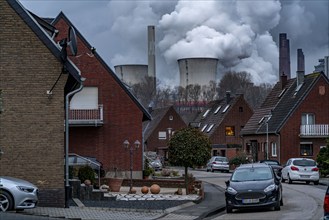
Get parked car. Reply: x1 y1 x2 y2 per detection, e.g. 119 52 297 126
259 159 283 177
225 163 283 213
150 158 163 171
281 158 319 185
0 176 38 212
206 156 230 173
324 186 329 220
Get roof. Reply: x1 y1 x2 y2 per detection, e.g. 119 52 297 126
241 72 329 135
191 94 244 137
50 12 151 121
6 0 81 84
143 106 174 140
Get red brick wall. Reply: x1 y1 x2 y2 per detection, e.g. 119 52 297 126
0 2 66 207
146 107 187 156
53 18 144 176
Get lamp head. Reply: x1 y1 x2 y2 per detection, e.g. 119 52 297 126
134 140 140 149
123 140 130 149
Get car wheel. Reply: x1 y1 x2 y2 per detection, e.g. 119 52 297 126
281 176 286 183
211 168 214 172
226 205 233 213
206 168 209 172
0 191 13 212
280 197 283 206
306 181 310 185
314 180 319 185
274 200 281 211
288 174 293 184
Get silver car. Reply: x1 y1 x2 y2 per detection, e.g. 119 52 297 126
206 156 230 173
281 158 319 185
0 176 38 212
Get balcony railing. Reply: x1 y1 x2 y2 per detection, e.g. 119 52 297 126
300 124 329 137
69 104 103 126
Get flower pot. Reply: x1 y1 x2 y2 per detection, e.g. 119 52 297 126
108 178 123 192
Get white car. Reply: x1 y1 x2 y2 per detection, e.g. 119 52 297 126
281 158 319 185
0 176 38 212
206 156 230 173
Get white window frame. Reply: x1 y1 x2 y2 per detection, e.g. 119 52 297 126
222 105 230 113
206 124 214 133
271 142 277 157
203 109 211 118
158 131 167 140
201 124 208 132
214 106 222 114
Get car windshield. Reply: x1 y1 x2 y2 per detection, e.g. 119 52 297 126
264 161 279 165
293 159 316 166
215 157 228 163
231 167 273 181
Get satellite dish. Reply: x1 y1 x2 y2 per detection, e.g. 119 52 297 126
68 26 77 56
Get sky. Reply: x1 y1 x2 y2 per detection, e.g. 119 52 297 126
20 0 329 88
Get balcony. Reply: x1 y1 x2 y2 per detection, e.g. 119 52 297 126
300 124 329 138
69 104 103 126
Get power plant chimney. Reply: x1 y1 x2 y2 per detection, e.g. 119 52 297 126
148 26 156 90
279 33 291 79
296 48 305 87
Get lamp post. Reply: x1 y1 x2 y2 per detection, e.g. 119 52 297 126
123 139 140 194
264 114 271 160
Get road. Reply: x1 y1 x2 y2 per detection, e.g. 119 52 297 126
189 168 326 220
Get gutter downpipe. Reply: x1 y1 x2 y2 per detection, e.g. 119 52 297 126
65 79 84 208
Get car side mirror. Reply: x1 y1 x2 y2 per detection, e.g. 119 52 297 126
225 180 230 187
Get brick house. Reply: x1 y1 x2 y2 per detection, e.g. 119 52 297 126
241 72 329 164
50 12 151 178
1 0 82 207
143 105 187 162
190 92 254 160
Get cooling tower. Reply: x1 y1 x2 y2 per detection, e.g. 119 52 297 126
178 57 218 88
114 64 148 86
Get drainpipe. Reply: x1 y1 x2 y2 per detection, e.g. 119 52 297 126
65 78 85 208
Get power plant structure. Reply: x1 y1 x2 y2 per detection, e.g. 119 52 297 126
114 25 156 89
177 57 218 88
114 64 148 86
279 33 291 79
314 56 329 78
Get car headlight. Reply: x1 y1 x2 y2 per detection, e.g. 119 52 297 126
17 186 35 193
264 184 276 193
227 186 237 195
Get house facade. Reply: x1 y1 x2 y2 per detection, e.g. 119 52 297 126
190 92 254 159
241 72 329 164
143 106 187 163
1 0 81 207
51 13 151 179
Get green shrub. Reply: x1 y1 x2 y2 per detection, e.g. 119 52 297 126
317 139 329 177
78 165 96 184
229 153 249 166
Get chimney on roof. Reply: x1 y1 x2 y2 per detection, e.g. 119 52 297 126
226 91 231 104
296 49 305 87
280 72 287 90
279 33 291 79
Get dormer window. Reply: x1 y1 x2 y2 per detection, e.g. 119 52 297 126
214 106 222 114
222 105 230 113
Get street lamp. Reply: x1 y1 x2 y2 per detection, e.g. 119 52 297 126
264 114 271 160
123 139 140 194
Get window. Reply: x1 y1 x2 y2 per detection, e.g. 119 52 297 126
202 109 210 118
206 124 214 133
301 113 315 125
158 131 167 140
214 106 222 114
70 87 98 109
169 115 173 120
300 143 313 156
271 142 277 157
201 124 208 132
278 88 286 98
222 105 230 113
239 107 243 112
225 126 235 136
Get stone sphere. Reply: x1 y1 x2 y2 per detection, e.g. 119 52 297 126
84 179 91 186
150 184 161 194
130 188 137 194
141 186 149 194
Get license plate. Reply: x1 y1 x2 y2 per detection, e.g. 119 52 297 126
300 175 310 178
242 198 259 204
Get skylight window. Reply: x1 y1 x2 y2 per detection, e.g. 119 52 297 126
278 88 286 98
294 83 303 96
201 124 208 132
206 124 214 133
214 105 222 114
222 105 230 113
202 109 211 118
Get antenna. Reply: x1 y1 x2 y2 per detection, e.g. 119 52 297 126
59 26 78 63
